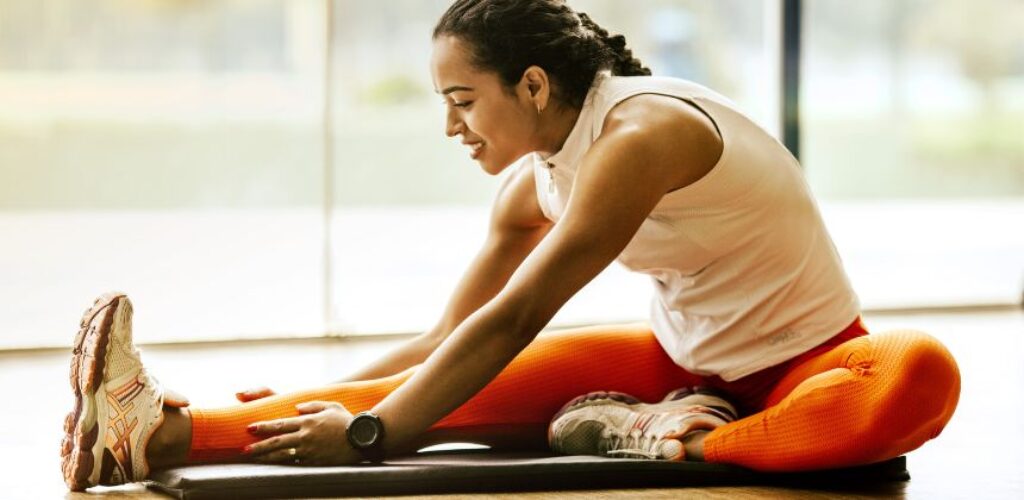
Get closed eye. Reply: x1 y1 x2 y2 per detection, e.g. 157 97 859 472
441 100 472 109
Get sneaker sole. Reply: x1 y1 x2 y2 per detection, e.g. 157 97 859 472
61 292 124 491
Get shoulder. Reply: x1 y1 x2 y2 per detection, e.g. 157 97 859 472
598 93 723 191
490 159 551 235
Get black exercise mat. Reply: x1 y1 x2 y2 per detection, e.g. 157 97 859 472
146 450 909 499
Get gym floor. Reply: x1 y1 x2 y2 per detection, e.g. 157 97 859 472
2 309 1020 499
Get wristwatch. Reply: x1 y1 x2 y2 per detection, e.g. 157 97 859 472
346 411 386 462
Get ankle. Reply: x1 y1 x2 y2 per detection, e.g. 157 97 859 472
146 407 192 471
682 430 708 462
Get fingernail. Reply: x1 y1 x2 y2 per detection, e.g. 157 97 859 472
247 425 257 433
242 445 251 454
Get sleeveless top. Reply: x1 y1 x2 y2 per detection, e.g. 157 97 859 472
516 73 860 381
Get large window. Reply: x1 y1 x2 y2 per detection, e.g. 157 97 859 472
4 1 1016 350
0 0 326 349
803 0 1024 308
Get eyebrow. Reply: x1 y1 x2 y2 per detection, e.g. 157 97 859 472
437 85 474 95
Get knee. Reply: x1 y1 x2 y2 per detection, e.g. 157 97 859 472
883 330 960 398
865 330 961 441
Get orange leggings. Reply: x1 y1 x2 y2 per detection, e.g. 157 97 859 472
187 319 960 471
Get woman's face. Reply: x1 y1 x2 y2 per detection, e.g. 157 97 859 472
430 36 539 175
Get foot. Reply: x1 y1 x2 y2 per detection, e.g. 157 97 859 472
61 292 166 491
547 387 737 461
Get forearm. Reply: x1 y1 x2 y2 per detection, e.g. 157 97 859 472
336 331 440 383
373 304 536 455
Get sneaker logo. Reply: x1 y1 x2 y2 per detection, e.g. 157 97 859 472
105 377 143 480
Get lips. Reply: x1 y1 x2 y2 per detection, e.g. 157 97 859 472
466 142 485 159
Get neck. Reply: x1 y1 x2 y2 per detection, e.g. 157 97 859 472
535 103 581 159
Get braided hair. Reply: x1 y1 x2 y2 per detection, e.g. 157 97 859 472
433 0 651 109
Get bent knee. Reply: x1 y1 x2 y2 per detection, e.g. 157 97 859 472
865 330 961 441
879 330 960 388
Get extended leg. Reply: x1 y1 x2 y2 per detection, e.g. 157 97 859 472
185 323 702 463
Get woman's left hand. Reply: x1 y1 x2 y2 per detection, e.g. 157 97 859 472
244 401 363 466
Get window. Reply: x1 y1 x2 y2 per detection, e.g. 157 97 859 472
14 1 1008 349
0 0 326 348
803 0 1024 308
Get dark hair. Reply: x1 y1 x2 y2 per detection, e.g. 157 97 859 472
433 0 651 109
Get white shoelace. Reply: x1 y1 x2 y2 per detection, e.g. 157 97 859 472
139 369 164 424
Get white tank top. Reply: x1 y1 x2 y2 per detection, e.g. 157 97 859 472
519 73 860 381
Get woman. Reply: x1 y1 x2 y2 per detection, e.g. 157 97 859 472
61 0 960 491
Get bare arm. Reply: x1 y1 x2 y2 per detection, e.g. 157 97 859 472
336 163 552 383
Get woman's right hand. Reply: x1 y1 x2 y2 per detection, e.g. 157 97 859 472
236 386 276 403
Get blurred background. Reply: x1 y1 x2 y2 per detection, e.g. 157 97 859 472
1 0 1022 349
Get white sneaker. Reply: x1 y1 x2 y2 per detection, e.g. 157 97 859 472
548 388 737 460
61 292 165 491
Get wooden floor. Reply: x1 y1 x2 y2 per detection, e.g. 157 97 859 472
2 309 1021 499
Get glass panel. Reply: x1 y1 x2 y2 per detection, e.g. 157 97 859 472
0 0 326 348
576 0 779 132
328 0 776 334
328 0 492 334
804 0 1024 308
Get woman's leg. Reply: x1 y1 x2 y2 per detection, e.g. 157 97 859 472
702 330 961 471
180 322 703 464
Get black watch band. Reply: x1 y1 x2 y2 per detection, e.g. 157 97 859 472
346 411 386 463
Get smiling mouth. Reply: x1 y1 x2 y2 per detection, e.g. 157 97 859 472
467 142 485 159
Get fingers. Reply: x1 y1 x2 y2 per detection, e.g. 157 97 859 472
245 404 360 466
252 447 304 465
244 433 303 462
163 387 190 408
248 416 303 436
296 401 345 414
236 386 276 403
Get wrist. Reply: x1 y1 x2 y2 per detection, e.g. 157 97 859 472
346 411 386 463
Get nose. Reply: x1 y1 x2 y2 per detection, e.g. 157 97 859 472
445 106 463 138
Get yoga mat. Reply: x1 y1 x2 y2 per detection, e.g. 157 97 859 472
147 450 909 499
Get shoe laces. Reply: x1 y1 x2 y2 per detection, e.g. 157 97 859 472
138 369 164 422
602 427 671 460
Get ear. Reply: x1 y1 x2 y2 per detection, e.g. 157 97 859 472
519 65 551 112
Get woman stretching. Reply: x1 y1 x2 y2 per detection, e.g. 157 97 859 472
61 0 960 491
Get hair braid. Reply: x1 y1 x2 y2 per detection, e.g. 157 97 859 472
577 12 651 77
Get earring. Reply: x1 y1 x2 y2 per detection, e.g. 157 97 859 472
536 104 543 116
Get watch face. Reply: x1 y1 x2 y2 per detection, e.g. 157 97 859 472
350 415 381 448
